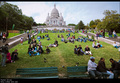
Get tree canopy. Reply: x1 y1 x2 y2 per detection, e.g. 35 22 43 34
0 2 34 31
75 20 85 30
97 10 120 32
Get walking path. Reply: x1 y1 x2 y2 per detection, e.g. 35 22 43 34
79 32 120 45
0 32 37 49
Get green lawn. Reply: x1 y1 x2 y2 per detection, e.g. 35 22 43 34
0 32 119 78
7 33 21 38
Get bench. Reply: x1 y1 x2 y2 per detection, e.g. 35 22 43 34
15 67 59 79
67 66 89 78
67 66 110 79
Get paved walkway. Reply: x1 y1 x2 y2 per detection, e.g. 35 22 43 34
79 32 120 45
0 32 37 49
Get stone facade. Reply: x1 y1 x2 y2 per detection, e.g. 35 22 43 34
45 4 66 27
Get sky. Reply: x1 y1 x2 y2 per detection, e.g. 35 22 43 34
7 1 120 25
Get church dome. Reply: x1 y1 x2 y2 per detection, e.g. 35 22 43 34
51 4 59 18
46 13 50 21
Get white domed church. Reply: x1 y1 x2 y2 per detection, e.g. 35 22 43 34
45 4 66 26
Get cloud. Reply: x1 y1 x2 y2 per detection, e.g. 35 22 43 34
7 1 120 25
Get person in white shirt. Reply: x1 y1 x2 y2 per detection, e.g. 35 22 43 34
113 30 117 38
113 42 120 48
92 41 98 48
87 57 102 79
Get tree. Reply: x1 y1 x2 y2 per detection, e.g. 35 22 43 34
0 2 35 31
68 24 76 26
75 20 85 30
97 10 120 33
89 20 96 29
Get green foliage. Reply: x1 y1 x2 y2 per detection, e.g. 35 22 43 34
68 24 76 26
75 20 85 30
91 35 94 40
0 2 34 31
97 10 120 33
0 32 119 78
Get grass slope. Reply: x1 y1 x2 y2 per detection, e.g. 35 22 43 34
0 32 119 78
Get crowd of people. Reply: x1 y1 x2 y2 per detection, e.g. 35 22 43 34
0 44 19 67
0 30 120 79
88 56 120 79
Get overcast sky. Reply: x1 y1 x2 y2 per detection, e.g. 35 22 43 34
7 1 120 25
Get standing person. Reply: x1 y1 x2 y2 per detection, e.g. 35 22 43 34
1 44 9 67
97 58 114 79
87 56 102 79
20 37 23 45
28 33 31 44
113 30 117 38
108 30 112 38
2 32 6 43
109 58 120 79
6 31 9 39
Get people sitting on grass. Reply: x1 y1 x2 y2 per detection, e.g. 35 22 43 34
61 37 65 42
85 45 93 56
11 49 19 63
113 42 120 48
92 41 98 48
96 41 103 48
37 45 44 54
6 51 11 63
74 45 79 55
46 46 50 54
47 37 50 40
54 40 58 47
109 58 120 79
77 45 84 55
58 34 60 38
28 44 34 56
87 56 102 79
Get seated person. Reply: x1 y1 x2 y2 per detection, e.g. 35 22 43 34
37 45 44 54
47 37 50 40
58 34 60 38
74 45 79 55
96 41 102 48
85 45 93 55
32 43 37 51
61 37 65 42
11 49 19 63
28 44 34 56
54 40 58 46
31 38 36 44
113 42 120 48
42 35 44 39
92 41 98 48
6 51 11 63
46 46 50 54
77 45 84 55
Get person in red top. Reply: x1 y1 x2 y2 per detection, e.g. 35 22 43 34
6 51 11 63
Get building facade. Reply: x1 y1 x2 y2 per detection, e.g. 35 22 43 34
45 4 66 27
